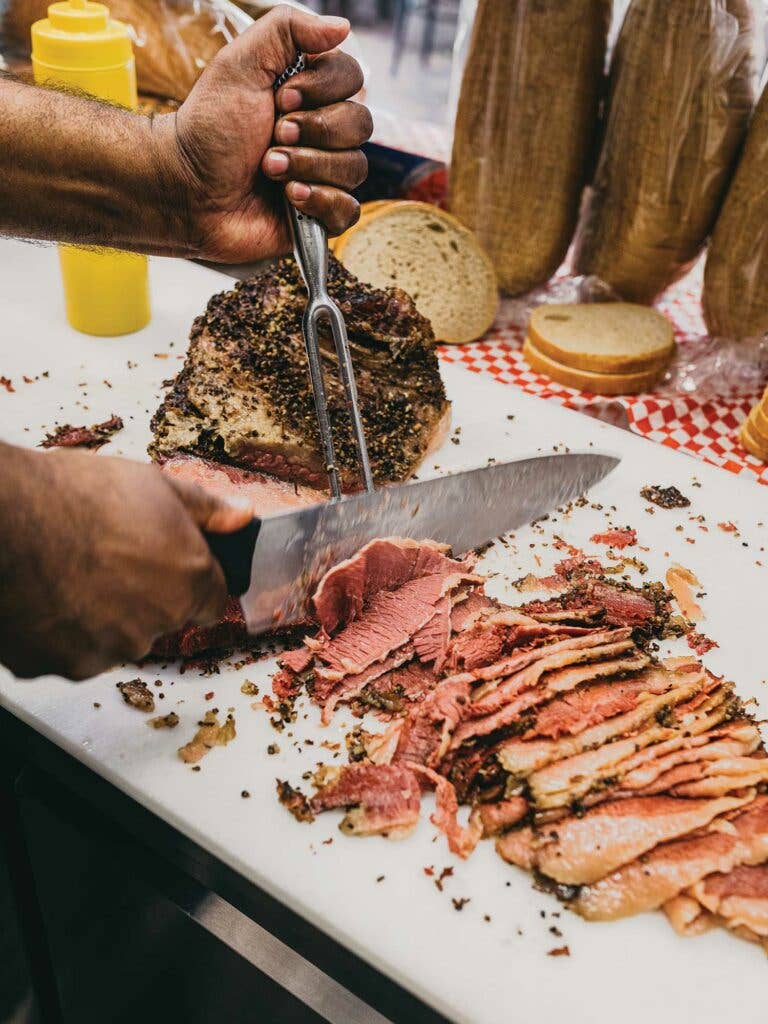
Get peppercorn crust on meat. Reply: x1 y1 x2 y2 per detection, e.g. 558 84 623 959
149 255 451 491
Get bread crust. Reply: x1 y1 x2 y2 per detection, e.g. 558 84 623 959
523 337 665 395
529 304 674 374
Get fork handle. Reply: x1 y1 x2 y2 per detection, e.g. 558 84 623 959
288 203 329 301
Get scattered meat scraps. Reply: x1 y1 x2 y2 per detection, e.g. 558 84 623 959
687 632 719 656
0 376 15 393
640 485 691 509
177 710 236 764
666 564 704 622
116 678 154 712
276 780 315 823
147 712 179 729
590 527 637 549
718 521 738 533
40 414 123 450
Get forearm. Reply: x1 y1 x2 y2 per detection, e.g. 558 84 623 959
0 74 191 256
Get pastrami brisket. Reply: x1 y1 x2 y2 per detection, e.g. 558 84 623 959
496 665 707 780
522 579 672 637
160 453 325 513
411 765 482 859
574 796 768 921
275 538 478 723
669 864 768 950
151 597 249 658
516 792 754 886
310 763 421 838
312 538 470 633
477 798 530 836
273 538 768 958
149 256 450 492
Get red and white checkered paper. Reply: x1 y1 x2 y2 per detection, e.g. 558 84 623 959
438 273 768 487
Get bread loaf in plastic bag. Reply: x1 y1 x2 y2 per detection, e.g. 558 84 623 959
1 0 253 102
448 0 611 297
573 0 762 305
703 81 768 340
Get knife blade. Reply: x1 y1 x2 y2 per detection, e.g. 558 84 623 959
205 451 619 635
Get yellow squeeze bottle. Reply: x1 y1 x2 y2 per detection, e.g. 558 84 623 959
31 0 150 335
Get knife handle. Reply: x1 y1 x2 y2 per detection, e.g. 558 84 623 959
204 518 262 597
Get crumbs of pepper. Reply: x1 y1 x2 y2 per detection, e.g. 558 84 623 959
435 866 454 892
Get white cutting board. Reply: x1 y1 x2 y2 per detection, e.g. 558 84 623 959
1 237 767 1024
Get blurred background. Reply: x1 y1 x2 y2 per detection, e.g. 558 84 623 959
301 0 638 125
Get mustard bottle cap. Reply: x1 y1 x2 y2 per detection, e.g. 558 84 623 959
31 0 133 70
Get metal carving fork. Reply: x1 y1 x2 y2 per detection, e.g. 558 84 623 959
275 55 374 500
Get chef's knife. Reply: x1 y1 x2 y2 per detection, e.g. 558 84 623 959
205 451 619 635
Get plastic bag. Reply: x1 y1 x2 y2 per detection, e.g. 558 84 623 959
573 0 764 305
703 77 768 341
1 0 252 102
661 333 768 400
448 0 611 297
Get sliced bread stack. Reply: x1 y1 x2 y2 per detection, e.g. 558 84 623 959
740 388 768 462
332 201 498 345
523 303 676 395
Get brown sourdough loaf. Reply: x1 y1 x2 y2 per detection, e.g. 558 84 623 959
703 86 768 339
573 0 760 304
449 0 610 296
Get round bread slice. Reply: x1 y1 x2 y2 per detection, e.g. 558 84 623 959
334 201 498 345
529 303 675 373
740 417 768 462
523 336 664 395
329 201 395 254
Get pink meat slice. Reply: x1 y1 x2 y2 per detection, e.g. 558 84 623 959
317 645 417 724
457 628 628 693
449 650 650 751
523 580 659 630
469 629 636 713
161 453 324 514
412 596 453 670
280 645 315 674
574 796 768 921
367 659 440 706
394 678 470 768
311 537 475 634
309 763 421 838
314 572 475 679
685 864 768 943
450 589 498 632
411 765 482 859
535 793 754 885
477 798 529 836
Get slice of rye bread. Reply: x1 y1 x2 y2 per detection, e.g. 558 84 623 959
330 201 395 254
740 416 768 461
334 201 499 345
523 336 665 395
529 303 675 374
